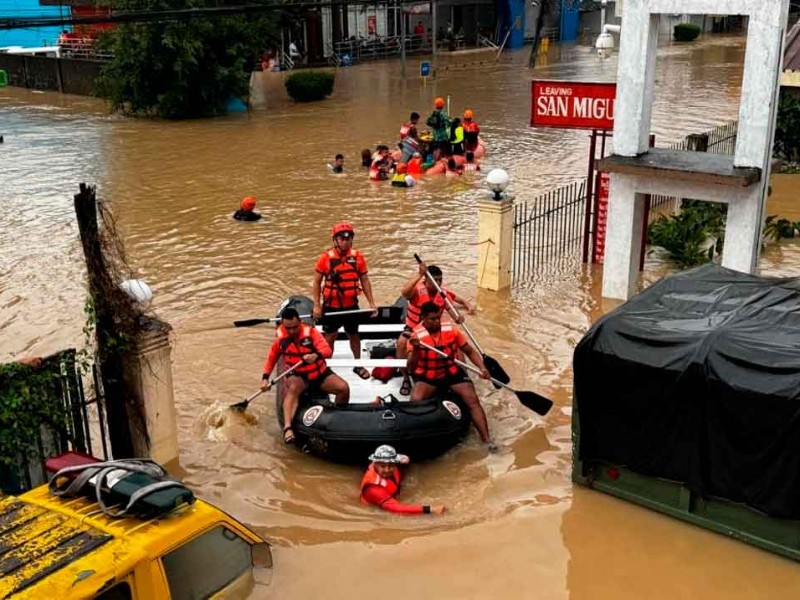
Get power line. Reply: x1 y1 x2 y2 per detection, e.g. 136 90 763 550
0 0 410 30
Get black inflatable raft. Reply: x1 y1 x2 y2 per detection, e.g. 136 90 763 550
273 295 471 463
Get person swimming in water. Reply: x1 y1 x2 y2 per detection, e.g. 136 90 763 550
233 196 262 221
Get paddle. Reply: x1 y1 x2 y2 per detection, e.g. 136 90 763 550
413 253 511 386
234 308 375 328
418 342 553 416
229 361 303 412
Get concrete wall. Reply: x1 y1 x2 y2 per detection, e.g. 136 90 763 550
581 10 719 37
0 54 103 96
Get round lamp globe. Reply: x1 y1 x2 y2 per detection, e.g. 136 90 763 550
486 169 510 197
120 279 153 310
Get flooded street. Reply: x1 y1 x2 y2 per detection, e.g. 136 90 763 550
3 35 800 597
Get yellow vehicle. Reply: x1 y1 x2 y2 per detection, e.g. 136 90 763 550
0 458 272 599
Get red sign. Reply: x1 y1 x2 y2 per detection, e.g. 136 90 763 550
530 81 616 130
368 16 377 36
593 171 611 263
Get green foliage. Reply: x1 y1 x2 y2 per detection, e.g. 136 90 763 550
96 0 277 119
774 91 800 162
284 71 335 102
673 23 701 42
0 362 69 469
764 215 800 241
648 200 726 268
777 161 800 174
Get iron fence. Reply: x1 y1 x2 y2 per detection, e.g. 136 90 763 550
512 179 587 280
0 349 109 494
648 120 738 222
511 121 739 282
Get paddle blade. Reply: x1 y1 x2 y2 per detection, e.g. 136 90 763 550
483 354 510 385
233 318 272 327
516 391 553 416
229 400 249 412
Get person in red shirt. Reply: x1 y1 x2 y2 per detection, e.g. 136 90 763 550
360 444 447 515
399 112 420 140
408 302 494 449
396 261 474 395
312 222 378 380
261 307 349 444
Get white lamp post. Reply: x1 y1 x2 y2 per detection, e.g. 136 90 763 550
486 168 510 201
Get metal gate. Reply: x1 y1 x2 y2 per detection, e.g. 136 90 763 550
0 349 109 493
512 178 587 280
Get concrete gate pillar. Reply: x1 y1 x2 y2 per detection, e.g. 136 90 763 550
477 198 513 291
599 0 790 300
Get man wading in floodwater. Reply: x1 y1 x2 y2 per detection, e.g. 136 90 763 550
312 222 378 380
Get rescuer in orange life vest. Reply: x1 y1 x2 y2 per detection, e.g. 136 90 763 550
408 302 494 450
360 444 447 515
312 222 378 380
396 260 474 396
261 307 350 445
462 109 480 153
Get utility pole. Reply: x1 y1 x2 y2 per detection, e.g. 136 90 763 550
400 0 406 76
431 0 437 62
528 0 552 68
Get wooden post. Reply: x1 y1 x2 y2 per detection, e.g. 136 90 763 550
638 133 656 271
73 183 136 459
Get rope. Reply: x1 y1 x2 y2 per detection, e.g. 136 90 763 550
469 238 495 247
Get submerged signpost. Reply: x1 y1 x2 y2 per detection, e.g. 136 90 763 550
530 80 616 264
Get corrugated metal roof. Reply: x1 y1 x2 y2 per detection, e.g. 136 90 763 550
0 495 111 599
785 21 800 72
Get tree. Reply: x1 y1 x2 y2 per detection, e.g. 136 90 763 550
96 0 278 119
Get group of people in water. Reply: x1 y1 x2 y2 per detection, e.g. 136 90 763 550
327 98 485 187
253 220 494 515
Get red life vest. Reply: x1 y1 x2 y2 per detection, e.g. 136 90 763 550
360 464 401 503
411 322 461 380
322 248 362 309
400 122 413 139
276 323 327 380
405 281 453 329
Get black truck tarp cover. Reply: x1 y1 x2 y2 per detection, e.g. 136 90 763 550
574 264 800 519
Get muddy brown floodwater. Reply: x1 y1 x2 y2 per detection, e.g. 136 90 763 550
2 35 800 598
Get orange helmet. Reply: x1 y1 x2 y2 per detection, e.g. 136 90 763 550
331 221 355 238
240 196 257 211
396 163 407 174
434 97 445 108
463 109 474 120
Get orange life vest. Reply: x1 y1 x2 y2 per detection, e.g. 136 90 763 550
322 248 362 309
405 281 452 329
360 464 401 503
276 323 327 380
411 322 461 380
407 157 423 175
463 120 480 149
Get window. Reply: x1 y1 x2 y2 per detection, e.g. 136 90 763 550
95 582 132 600
161 526 251 600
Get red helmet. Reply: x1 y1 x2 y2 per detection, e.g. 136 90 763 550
240 196 257 211
434 97 445 108
331 221 355 238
